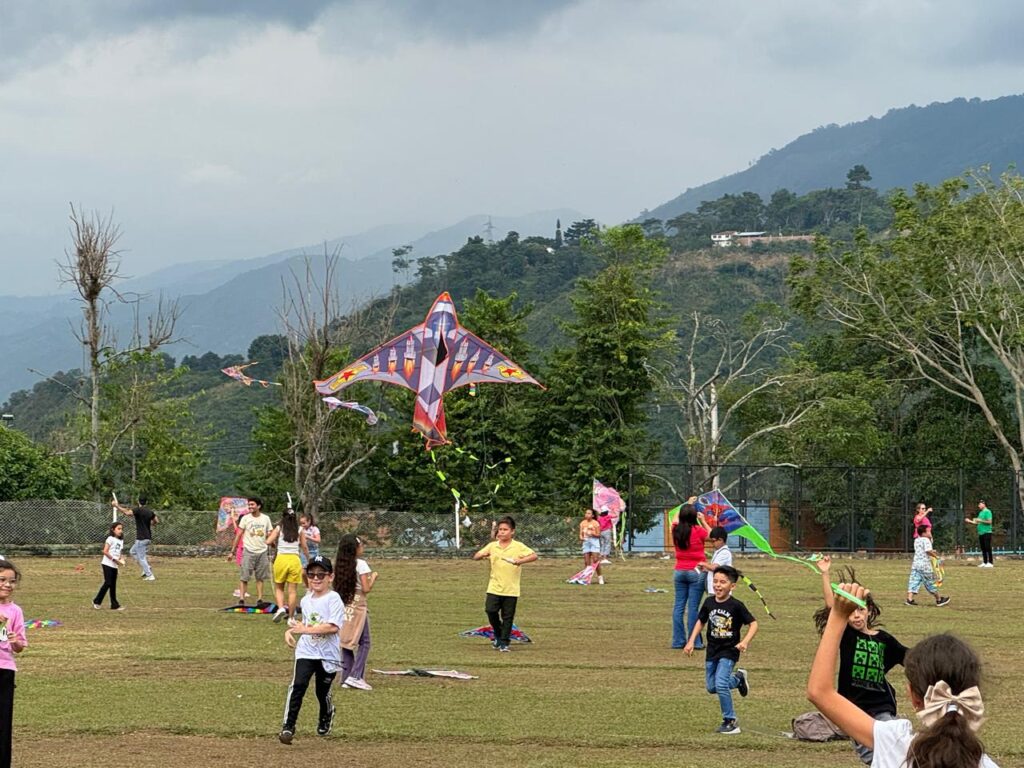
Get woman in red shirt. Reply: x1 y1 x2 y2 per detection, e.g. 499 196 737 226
671 501 711 649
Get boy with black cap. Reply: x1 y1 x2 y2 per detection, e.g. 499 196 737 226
279 555 344 744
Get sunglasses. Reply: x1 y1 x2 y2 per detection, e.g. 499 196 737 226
306 572 330 580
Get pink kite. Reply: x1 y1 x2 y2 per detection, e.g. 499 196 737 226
592 479 625 522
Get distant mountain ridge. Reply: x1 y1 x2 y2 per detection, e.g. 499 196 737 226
643 94 1024 222
0 209 581 399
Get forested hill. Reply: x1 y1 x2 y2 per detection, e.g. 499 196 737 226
643 94 1024 222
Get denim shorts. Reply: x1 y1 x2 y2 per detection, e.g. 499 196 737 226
582 538 601 554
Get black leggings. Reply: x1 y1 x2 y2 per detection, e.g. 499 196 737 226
485 593 518 646
979 533 993 565
93 564 120 609
282 658 336 730
0 669 13 768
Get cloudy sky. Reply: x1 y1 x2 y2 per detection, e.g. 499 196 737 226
2 0 1024 294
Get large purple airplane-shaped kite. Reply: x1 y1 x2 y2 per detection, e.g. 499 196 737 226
315 292 543 449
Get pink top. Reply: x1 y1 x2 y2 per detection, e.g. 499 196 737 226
598 515 614 532
0 602 26 671
672 523 709 570
912 515 932 538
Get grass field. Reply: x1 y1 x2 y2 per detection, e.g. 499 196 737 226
8 554 1024 767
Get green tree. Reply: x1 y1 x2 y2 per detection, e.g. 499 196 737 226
0 427 73 500
542 225 673 500
846 164 872 190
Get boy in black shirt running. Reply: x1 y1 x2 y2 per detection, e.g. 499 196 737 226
684 565 758 735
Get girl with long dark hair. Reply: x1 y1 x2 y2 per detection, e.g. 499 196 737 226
267 509 309 623
333 534 377 690
671 500 711 649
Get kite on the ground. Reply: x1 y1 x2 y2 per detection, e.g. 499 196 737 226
315 292 543 449
221 362 281 388
372 668 477 680
24 619 62 629
322 396 380 425
220 603 279 614
459 624 532 643
567 564 598 585
642 587 667 593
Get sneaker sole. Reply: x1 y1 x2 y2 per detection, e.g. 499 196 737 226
279 731 293 745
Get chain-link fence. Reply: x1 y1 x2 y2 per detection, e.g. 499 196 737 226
627 463 1024 555
0 500 583 557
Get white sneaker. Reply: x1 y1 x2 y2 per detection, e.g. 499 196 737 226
144 575 156 581
978 563 987 568
599 558 611 565
273 607 288 623
598 576 605 585
344 677 372 691
985 563 995 568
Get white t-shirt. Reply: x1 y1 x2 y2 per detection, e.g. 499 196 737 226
706 545 733 593
239 513 272 554
355 558 372 595
276 530 300 556
871 718 999 768
101 536 124 568
295 589 345 671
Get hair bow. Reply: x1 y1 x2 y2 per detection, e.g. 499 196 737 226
918 681 985 731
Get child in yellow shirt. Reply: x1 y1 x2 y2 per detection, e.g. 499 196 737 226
473 516 538 652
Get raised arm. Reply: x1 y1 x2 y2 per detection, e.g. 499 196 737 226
807 583 875 747
819 555 834 608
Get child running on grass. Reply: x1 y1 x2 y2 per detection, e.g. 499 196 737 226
683 565 757 735
334 534 377 690
0 556 26 768
808 581 999 768
92 522 126 611
816 556 908 765
279 555 344 745
472 516 538 652
906 525 951 607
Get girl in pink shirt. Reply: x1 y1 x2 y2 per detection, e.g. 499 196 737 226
0 556 27 768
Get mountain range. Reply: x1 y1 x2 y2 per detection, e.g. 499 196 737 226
641 93 1024 222
0 209 580 400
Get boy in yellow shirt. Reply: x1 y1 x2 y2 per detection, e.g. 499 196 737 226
473 516 538 652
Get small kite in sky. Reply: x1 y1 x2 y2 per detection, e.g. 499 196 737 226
315 292 543 448
321 396 380 425
221 362 281 388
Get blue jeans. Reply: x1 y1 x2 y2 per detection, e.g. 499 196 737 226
672 569 704 648
705 656 740 721
130 539 152 577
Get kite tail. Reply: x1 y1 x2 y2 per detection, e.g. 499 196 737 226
771 553 822 573
740 575 776 620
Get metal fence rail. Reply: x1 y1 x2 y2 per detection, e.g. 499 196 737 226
0 500 583 557
628 463 1024 554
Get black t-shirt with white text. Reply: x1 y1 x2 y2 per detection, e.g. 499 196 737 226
697 595 756 662
133 507 156 541
837 626 907 716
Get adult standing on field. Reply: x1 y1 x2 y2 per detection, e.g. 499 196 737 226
966 499 995 568
911 503 931 540
671 498 712 651
115 495 158 581
229 497 273 605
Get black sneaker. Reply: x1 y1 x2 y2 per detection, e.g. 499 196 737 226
716 719 741 734
278 728 294 745
936 596 951 607
317 707 335 737
735 668 749 698
256 600 270 610
492 639 500 649
904 599 918 606
498 644 511 653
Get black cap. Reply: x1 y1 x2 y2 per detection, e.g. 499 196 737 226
306 555 333 573
709 527 727 540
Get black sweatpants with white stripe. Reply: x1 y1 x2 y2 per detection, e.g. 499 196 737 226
282 658 336 731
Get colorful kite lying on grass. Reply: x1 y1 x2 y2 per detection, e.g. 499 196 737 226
220 603 279 614
315 292 543 449
459 624 532 643
24 619 62 629
567 564 598 585
221 362 281 388
372 668 478 680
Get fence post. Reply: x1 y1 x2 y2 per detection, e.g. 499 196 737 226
793 467 802 549
1011 469 1019 554
957 467 965 554
739 465 748 554
902 466 910 552
627 465 634 552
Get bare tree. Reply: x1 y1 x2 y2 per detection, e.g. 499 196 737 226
58 205 180 492
654 310 816 491
274 250 390 519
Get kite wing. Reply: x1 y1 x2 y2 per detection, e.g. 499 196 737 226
217 497 249 532
445 327 543 392
458 624 532 643
567 564 597 585
314 326 424 395
322 397 380 425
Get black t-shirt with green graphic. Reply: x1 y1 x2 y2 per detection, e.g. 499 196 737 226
838 626 907 716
